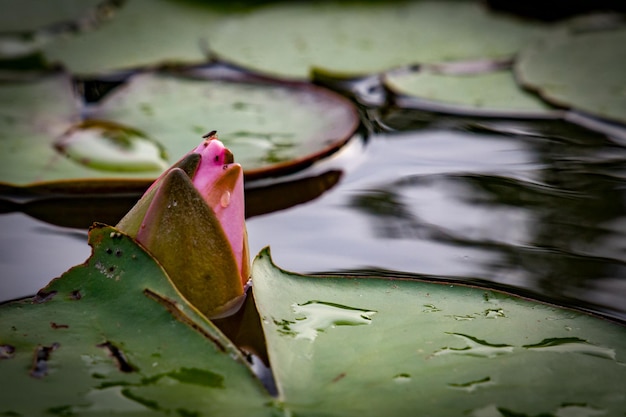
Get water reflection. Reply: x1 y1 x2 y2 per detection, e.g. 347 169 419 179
0 169 343 229
245 170 342 218
248 127 626 320
0 213 91 301
349 189 426 239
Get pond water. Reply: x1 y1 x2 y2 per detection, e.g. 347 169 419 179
1 106 625 322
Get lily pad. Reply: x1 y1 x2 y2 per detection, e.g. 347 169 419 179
0 71 358 189
41 0 224 75
0 72 163 190
0 0 103 32
0 224 274 416
384 68 558 118
0 0 114 58
251 248 626 416
209 1 548 78
515 27 626 124
90 72 359 179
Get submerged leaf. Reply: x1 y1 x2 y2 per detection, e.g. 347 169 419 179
251 248 626 416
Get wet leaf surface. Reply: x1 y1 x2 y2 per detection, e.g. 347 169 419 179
252 247 626 416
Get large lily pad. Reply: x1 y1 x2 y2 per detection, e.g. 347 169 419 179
384 68 558 118
90 72 359 179
0 0 113 58
208 1 548 78
0 71 358 189
41 0 223 76
0 224 274 416
251 248 626 416
515 27 626 124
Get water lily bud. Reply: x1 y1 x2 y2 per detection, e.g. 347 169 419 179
116 133 249 318
189 135 249 287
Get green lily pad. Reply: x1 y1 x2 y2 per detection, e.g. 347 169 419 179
251 248 626 416
0 71 358 189
515 28 626 124
90 72 359 179
209 1 548 78
0 72 163 189
384 68 558 117
0 0 111 58
41 0 224 75
0 224 274 416
0 0 102 33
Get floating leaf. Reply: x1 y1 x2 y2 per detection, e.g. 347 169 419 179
515 27 626 124
41 0 224 75
0 0 115 58
0 0 103 33
209 1 548 78
90 72 359 179
0 72 162 189
251 248 626 416
0 224 274 416
0 71 358 189
384 68 557 118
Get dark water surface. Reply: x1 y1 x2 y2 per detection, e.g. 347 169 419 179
247 117 626 321
2 113 625 321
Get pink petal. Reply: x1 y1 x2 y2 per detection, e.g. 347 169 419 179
192 135 249 284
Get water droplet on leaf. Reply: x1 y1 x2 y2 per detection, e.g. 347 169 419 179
277 301 377 341
447 376 493 392
393 373 412 383
433 333 514 358
523 337 616 360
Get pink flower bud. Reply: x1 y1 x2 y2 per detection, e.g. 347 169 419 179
116 132 249 318
189 134 249 287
